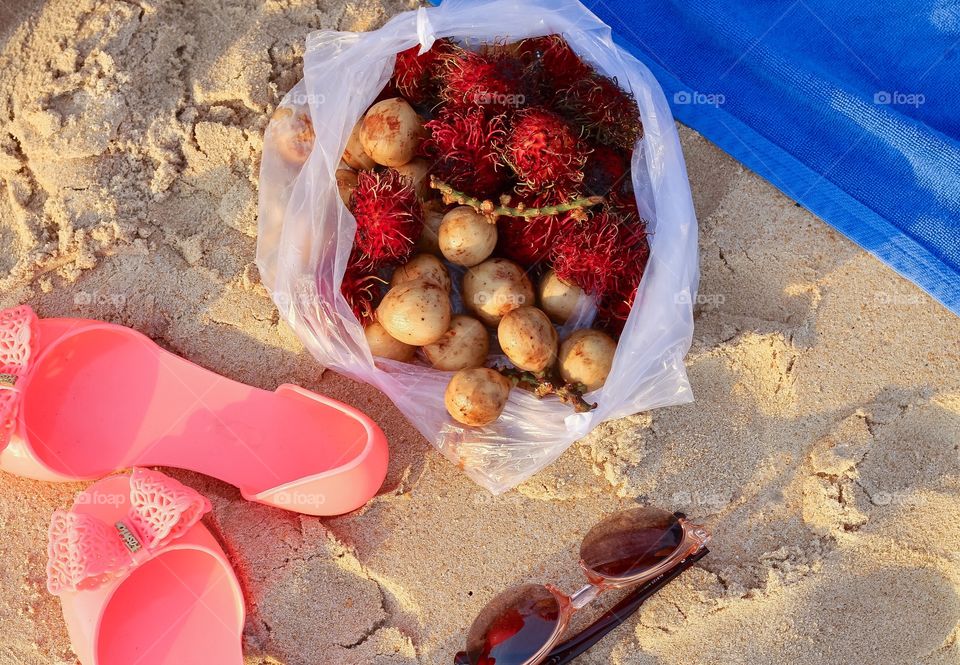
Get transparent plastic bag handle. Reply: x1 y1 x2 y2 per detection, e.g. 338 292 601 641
257 0 699 493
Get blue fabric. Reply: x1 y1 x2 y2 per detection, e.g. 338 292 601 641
581 0 960 315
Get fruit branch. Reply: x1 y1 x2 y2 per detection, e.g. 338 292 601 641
497 366 597 413
430 177 604 222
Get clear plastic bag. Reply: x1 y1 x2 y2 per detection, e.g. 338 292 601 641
256 0 699 494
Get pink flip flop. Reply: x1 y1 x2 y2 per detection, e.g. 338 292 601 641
0 305 387 516
47 468 244 665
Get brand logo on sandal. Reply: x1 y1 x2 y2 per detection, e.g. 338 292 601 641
115 522 142 553
0 373 17 387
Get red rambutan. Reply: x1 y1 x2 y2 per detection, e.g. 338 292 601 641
440 47 531 112
606 185 642 222
422 106 510 199
516 34 593 91
340 260 383 325
390 39 454 106
559 74 643 150
551 213 626 297
349 169 423 269
503 108 590 190
597 284 638 336
583 144 630 197
551 211 650 298
496 189 579 267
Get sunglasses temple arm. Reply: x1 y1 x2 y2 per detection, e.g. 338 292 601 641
540 548 710 665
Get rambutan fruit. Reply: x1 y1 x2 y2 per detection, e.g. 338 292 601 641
349 169 423 269
551 213 626 297
497 214 570 267
516 34 593 91
422 106 510 199
597 284 638 336
440 47 531 112
583 144 630 197
390 39 454 106
559 73 643 150
503 108 590 190
340 260 383 325
496 189 579 267
551 211 650 298
606 185 642 222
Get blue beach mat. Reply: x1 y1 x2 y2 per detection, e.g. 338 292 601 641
581 0 960 315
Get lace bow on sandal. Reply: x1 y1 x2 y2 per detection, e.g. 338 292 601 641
46 468 212 594
0 305 37 452
45 469 244 665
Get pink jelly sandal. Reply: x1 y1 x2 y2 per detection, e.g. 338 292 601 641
47 468 244 665
0 305 387 516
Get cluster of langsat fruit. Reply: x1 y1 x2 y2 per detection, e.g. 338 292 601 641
269 35 649 428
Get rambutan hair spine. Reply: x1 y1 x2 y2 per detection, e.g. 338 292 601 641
421 106 510 201
557 73 644 150
348 168 423 270
516 34 594 94
390 38 456 106
340 257 386 326
550 210 650 300
502 107 591 191
583 144 631 198
438 44 534 112
597 283 638 337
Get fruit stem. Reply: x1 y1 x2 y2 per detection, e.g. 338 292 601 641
496 366 597 413
430 177 604 222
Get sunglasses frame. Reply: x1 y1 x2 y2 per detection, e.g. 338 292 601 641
458 511 710 665
541 547 709 665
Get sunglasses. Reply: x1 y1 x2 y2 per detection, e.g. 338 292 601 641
454 507 710 665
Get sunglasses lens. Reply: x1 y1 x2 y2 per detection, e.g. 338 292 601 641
464 583 561 665
580 507 684 579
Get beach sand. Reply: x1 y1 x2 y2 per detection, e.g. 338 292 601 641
0 1 958 664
